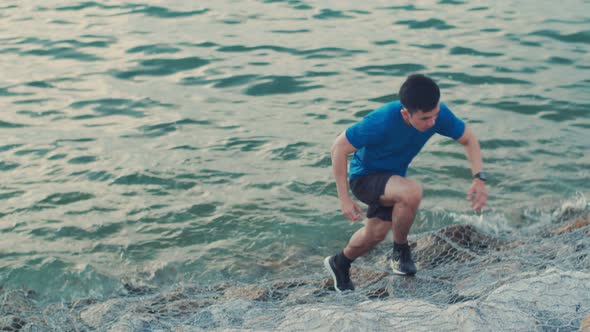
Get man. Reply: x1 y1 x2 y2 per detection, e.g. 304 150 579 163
324 74 488 292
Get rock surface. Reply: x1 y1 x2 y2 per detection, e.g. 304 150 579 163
278 268 590 332
80 299 127 329
3 215 589 331
581 314 590 332
223 285 269 301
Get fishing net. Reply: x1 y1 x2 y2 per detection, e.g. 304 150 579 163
2 200 589 331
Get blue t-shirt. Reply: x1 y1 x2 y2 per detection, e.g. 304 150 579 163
345 101 465 180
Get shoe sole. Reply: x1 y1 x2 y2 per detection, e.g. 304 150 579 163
323 256 343 293
390 261 416 276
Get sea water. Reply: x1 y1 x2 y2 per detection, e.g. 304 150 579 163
0 0 588 306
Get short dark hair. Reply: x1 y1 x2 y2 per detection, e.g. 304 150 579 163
399 74 440 114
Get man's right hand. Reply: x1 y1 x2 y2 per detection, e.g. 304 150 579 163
331 131 363 222
340 197 365 222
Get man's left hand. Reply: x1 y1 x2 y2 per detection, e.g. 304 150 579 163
467 180 487 212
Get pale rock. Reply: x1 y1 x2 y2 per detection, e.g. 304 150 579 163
80 299 126 329
454 261 523 299
0 315 26 331
580 313 590 332
485 268 590 318
224 285 269 301
552 217 590 235
107 312 160 332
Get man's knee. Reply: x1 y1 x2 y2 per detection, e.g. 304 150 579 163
404 181 422 207
382 177 423 207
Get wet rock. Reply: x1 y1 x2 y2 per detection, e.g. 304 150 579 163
80 299 126 329
2 217 588 331
552 217 590 235
275 300 369 331
388 275 453 303
351 266 389 287
320 276 333 290
148 285 221 309
485 268 590 318
438 224 500 249
454 261 523 299
414 224 500 269
122 282 156 296
277 299 444 331
414 233 473 269
352 266 390 298
553 203 588 223
41 302 90 330
70 298 98 310
212 281 234 292
447 301 540 331
0 315 26 331
155 289 188 302
365 286 389 299
0 288 37 315
224 285 269 301
196 299 256 329
169 299 215 311
580 313 590 332
321 265 388 293
278 268 589 332
283 287 324 305
140 298 215 317
271 279 313 290
267 279 317 302
107 313 160 332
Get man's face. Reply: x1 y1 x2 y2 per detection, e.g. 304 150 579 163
402 103 440 132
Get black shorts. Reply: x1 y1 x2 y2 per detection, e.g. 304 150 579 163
350 172 395 222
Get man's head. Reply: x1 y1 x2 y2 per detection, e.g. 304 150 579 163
399 74 441 131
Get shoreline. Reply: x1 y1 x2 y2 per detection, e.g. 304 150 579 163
3 207 588 331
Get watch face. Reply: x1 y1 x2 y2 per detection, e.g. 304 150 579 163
475 172 487 181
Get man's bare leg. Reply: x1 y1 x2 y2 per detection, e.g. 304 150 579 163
381 176 423 244
325 175 422 291
342 176 421 260
378 175 421 275
325 218 391 292
343 217 391 260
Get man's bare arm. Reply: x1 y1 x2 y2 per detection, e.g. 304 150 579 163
331 132 364 221
457 126 488 212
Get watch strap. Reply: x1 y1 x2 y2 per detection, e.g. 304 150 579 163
473 172 487 181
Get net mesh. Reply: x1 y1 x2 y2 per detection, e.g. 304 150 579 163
2 202 589 331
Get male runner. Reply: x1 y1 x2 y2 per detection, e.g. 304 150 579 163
324 74 488 292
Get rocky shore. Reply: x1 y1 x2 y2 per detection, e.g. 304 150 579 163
2 208 589 331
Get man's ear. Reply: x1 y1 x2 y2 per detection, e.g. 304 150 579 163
401 108 410 121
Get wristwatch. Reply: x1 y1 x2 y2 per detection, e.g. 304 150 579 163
473 172 487 182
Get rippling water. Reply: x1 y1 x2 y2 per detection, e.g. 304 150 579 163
1 1 589 303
